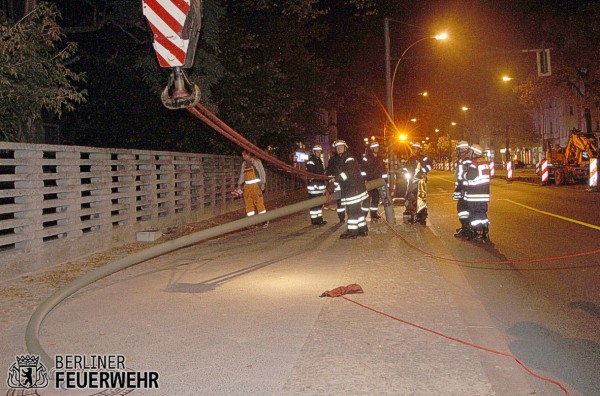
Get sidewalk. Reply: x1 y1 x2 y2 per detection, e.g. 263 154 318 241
0 202 537 395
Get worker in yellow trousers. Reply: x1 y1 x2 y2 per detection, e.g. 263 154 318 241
238 150 268 228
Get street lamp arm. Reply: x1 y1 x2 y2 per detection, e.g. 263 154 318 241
390 36 439 118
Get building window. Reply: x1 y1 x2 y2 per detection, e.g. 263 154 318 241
318 110 328 125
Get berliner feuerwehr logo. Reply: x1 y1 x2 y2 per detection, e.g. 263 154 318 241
7 354 49 389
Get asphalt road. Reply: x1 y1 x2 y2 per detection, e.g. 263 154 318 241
425 172 600 396
2 171 597 395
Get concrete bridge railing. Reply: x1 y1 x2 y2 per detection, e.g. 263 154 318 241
0 142 300 279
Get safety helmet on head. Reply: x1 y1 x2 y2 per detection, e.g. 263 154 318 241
333 140 348 148
456 140 469 150
369 141 380 149
410 142 422 149
470 144 483 156
312 144 323 152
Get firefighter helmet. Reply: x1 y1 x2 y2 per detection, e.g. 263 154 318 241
333 140 348 148
470 144 483 156
312 144 323 152
456 140 469 150
369 141 380 149
411 142 422 149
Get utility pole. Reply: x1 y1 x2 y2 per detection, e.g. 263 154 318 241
384 18 392 119
384 18 395 190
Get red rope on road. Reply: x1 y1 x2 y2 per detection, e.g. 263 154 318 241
341 296 571 396
382 217 600 268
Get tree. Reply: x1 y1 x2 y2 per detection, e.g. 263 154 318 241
0 2 86 141
214 1 334 157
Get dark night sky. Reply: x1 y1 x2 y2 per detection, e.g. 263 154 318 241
331 0 568 145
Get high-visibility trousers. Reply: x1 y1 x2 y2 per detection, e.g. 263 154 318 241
243 183 266 216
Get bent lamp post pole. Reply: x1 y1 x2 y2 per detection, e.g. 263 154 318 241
26 180 389 368
387 37 435 193
384 22 447 192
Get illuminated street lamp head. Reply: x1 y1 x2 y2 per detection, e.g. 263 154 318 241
435 32 448 40
451 122 457 126
461 106 470 111
502 75 513 82
419 91 428 97
435 129 440 133
410 118 417 122
399 133 408 141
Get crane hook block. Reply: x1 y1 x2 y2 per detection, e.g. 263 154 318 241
142 0 203 69
161 67 201 110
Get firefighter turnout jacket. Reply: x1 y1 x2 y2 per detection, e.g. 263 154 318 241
326 152 346 220
306 153 327 225
361 152 388 181
404 153 432 181
464 159 491 203
335 151 368 234
306 153 327 195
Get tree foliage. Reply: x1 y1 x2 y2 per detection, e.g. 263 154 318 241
0 2 86 141
215 1 336 156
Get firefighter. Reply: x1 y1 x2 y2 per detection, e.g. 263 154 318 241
306 145 328 225
453 141 475 238
237 150 268 228
326 141 346 223
403 142 432 225
361 141 388 221
464 144 491 241
331 140 368 239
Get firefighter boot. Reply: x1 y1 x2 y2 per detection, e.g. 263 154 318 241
454 226 474 239
402 210 414 224
472 225 486 243
454 220 473 239
339 231 357 239
416 208 427 226
480 224 489 241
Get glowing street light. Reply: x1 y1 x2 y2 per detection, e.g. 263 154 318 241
451 122 457 126
410 118 417 122
386 29 448 122
502 75 514 82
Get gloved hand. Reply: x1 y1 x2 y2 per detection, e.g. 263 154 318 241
453 189 463 201
326 180 336 195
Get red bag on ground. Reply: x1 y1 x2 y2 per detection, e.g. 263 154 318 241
320 284 364 297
